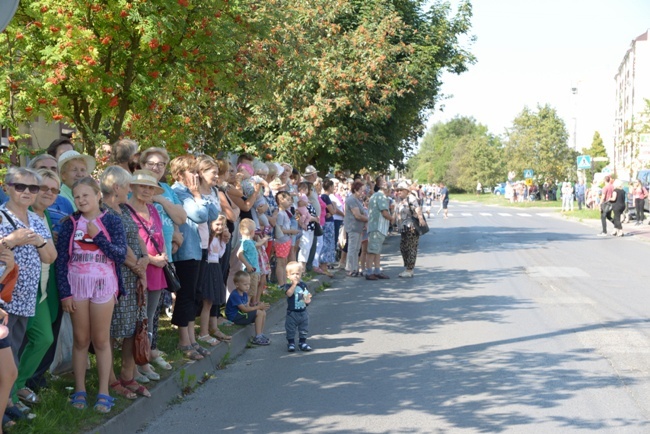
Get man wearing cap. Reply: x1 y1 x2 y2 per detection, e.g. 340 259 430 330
365 177 393 280
302 165 321 270
57 150 96 210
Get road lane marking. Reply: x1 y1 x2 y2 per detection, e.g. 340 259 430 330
461 213 472 216
517 213 532 217
479 212 492 216
498 213 512 216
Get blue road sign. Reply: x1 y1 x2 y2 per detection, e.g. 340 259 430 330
523 169 534 179
577 155 592 170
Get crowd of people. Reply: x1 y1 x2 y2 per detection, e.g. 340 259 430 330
0 137 430 429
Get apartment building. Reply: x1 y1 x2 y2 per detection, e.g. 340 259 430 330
613 29 650 179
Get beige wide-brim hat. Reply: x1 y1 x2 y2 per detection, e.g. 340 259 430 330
58 150 96 174
395 181 411 190
130 170 164 195
302 165 319 177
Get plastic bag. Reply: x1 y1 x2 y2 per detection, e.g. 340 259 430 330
50 312 74 375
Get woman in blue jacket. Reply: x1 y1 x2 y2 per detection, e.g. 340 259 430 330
169 156 216 361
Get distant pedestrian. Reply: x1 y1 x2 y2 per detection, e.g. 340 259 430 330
575 180 586 210
476 182 482 196
632 180 647 225
610 179 626 237
438 182 449 219
598 176 614 236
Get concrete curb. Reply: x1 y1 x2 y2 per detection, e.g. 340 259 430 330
88 274 329 434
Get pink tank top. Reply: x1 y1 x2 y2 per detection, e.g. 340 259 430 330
68 215 118 299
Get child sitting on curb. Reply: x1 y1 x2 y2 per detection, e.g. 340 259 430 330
282 262 312 352
225 271 270 346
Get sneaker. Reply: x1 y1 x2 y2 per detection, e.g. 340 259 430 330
299 343 313 352
365 274 379 280
251 336 270 346
287 343 296 352
398 270 414 278
597 232 608 237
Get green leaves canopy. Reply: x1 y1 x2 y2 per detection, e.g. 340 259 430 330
505 104 576 183
0 0 474 169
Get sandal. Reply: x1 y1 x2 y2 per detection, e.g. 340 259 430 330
151 354 172 371
68 391 88 410
121 378 151 398
216 318 233 326
110 381 137 400
93 394 116 414
191 342 210 356
2 414 16 429
213 330 232 342
17 387 40 405
178 344 203 361
137 366 160 381
198 334 219 346
346 271 359 277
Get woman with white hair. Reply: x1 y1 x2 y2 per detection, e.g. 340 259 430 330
100 166 151 398
609 179 627 237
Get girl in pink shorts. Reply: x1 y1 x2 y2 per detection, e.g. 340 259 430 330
55 177 127 414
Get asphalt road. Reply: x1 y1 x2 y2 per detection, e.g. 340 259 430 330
137 202 650 434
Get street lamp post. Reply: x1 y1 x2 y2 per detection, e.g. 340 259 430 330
571 86 578 150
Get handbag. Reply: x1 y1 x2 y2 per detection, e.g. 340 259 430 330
126 205 181 293
0 210 20 303
162 263 181 293
133 281 151 365
408 198 429 236
313 222 324 237
601 201 613 213
0 265 19 304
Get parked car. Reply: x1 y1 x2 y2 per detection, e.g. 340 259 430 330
493 183 506 195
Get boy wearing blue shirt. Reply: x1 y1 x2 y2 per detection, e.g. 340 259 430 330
282 262 312 352
225 271 270 345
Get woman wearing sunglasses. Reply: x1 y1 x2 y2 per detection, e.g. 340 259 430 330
12 169 61 407
0 167 57 419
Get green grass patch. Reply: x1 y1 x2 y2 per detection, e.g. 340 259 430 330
10 278 326 433
560 208 601 220
453 193 562 208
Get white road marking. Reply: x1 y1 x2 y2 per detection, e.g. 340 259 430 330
461 213 472 216
498 213 512 216
517 213 532 217
480 212 492 216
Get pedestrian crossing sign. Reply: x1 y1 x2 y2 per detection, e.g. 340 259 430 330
577 155 592 170
523 169 534 179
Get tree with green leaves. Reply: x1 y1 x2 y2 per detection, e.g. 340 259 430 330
582 131 608 180
1 0 474 171
407 116 504 190
504 104 576 183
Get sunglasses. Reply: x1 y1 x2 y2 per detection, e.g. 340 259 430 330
7 183 41 194
39 186 60 194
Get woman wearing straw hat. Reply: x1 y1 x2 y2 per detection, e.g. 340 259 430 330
394 181 426 278
127 170 168 380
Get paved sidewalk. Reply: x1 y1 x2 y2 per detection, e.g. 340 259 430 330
88 273 331 434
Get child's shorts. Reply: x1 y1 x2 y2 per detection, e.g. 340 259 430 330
275 240 291 259
0 335 9 350
72 288 117 305
231 310 257 326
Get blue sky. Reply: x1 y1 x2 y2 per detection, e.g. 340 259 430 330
426 0 650 154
